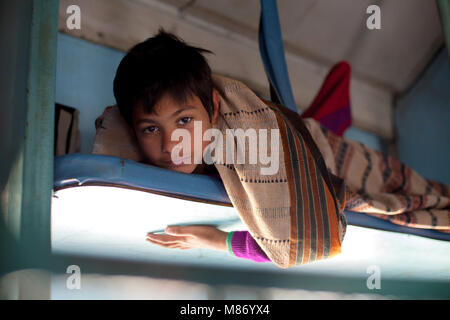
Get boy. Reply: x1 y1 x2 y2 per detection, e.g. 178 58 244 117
113 29 450 265
114 28 269 261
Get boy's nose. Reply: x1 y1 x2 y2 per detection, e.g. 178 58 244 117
161 131 180 154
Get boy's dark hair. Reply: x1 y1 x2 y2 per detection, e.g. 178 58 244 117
113 28 215 127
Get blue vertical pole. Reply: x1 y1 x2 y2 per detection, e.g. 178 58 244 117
0 0 59 276
258 0 297 112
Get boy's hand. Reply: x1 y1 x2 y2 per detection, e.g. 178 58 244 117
146 225 228 252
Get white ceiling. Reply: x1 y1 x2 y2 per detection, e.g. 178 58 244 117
57 0 445 138
163 0 444 93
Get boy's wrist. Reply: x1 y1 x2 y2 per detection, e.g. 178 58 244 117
211 229 229 252
226 231 235 255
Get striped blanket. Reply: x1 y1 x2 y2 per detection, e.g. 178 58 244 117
312 121 450 232
212 75 347 268
212 74 450 268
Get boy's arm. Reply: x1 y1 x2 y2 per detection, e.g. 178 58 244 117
146 226 271 263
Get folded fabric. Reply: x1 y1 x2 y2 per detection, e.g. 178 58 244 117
211 74 347 268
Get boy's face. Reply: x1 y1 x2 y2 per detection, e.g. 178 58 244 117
132 89 219 174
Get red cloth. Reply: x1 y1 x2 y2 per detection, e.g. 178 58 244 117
301 61 352 136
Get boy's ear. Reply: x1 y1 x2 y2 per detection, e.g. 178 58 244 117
212 89 220 124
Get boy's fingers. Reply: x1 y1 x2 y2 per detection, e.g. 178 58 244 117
147 233 182 241
165 225 212 236
146 234 187 244
146 238 191 250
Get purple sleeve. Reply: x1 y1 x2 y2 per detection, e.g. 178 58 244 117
228 231 271 263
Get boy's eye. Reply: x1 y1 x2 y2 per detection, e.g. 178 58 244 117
143 126 158 134
178 117 192 125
